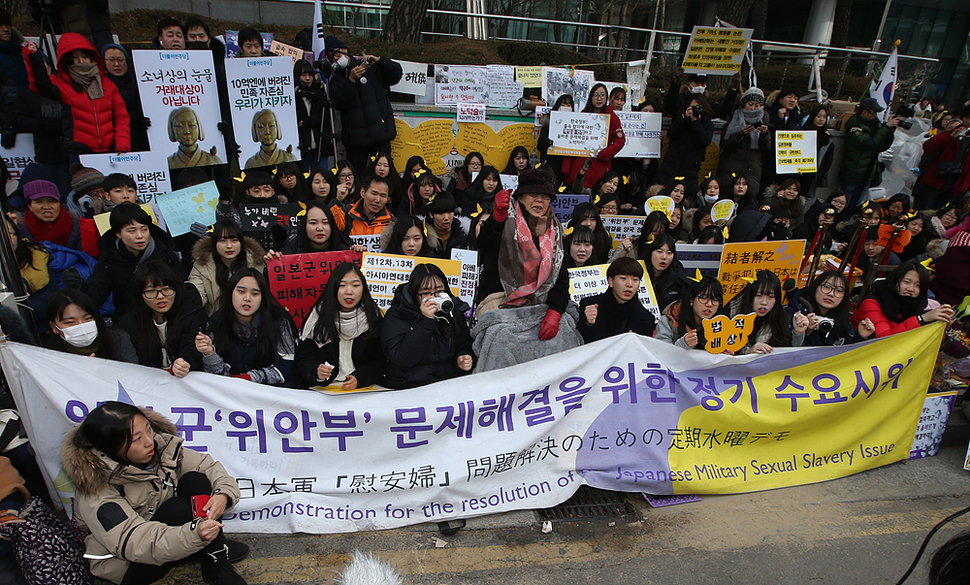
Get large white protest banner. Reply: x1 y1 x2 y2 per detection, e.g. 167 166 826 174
132 50 224 168
79 151 173 204
224 57 301 169
1 324 943 534
615 111 663 158
393 61 430 96
547 111 609 157
434 65 488 106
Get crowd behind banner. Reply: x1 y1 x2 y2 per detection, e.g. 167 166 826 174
1 8 970 585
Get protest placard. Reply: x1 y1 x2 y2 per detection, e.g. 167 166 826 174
547 111 610 157
646 196 674 217
601 215 646 248
152 180 220 236
567 261 661 320
435 65 488 106
450 248 479 307
239 203 302 252
393 61 430 96
486 64 524 108
703 313 756 354
132 50 224 168
224 57 301 169
93 203 159 235
269 40 306 65
361 252 462 311
718 239 806 302
267 251 363 327
626 60 645 104
457 103 486 124
350 234 382 253
1 134 36 182
515 66 542 87
615 111 663 158
79 151 173 203
498 173 519 194
551 194 590 224
541 67 595 111
911 392 956 460
775 131 818 175
224 30 273 58
677 244 723 278
681 26 753 75
712 199 736 224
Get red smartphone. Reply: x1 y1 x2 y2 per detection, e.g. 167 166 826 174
191 495 210 519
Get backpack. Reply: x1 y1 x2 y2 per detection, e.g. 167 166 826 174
0 497 92 585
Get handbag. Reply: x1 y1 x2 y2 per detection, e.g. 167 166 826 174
0 497 92 585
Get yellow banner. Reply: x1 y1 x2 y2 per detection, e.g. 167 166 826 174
718 240 806 302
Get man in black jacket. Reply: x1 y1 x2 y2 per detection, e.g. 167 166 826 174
324 35 402 174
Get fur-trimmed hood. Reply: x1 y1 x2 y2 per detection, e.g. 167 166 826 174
190 232 266 268
60 407 178 496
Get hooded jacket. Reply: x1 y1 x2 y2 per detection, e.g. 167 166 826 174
380 283 473 389
188 234 266 316
60 408 240 584
328 55 402 149
840 112 895 180
82 223 185 317
27 33 130 153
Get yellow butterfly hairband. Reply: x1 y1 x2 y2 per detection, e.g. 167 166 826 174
470 204 484 218
233 171 247 183
687 269 704 283
564 226 574 237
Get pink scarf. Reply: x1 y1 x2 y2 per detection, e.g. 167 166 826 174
499 201 563 307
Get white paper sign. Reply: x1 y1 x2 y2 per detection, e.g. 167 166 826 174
393 60 430 96
498 174 519 193
547 111 609 157
132 50 224 167
534 106 551 127
615 111 663 158
457 103 487 124
486 64 523 109
1 134 36 182
435 65 488 106
350 234 382 253
541 67 595 111
224 57 301 169
775 131 818 175
601 215 646 248
78 151 173 203
626 60 645 105
449 248 479 308
361 253 462 311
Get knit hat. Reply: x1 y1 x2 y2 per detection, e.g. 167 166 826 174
23 180 61 201
740 87 765 107
69 164 105 196
100 43 129 61
687 73 707 84
324 36 347 58
512 169 556 201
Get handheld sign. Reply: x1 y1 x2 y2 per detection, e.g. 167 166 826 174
718 240 807 302
775 131 818 175
240 203 302 252
457 103 486 124
547 111 609 157
703 313 756 354
615 111 663 158
681 26 754 75
153 180 220 236
267 251 363 328
646 196 675 218
567 262 661 320
712 200 736 224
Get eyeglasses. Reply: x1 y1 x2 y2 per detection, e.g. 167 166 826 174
143 287 176 299
337 172 354 179
819 282 845 296
592 93 607 98
418 289 447 300
695 295 721 305
600 205 618 212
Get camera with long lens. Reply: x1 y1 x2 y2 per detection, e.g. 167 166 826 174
431 292 454 313
816 316 835 334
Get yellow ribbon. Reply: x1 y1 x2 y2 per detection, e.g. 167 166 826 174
687 269 703 282
297 201 307 217
564 226 574 236
233 171 247 183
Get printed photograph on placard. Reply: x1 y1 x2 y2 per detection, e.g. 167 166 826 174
132 50 224 168
225 57 301 168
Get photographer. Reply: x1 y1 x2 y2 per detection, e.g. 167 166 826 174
324 35 402 177
839 98 898 210
786 271 875 347
717 88 772 196
653 95 715 189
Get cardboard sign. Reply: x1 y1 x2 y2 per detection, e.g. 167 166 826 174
92 203 159 235
225 57 301 169
547 111 610 157
717 240 807 302
393 61 430 96
269 40 306 65
601 215 647 248
361 253 462 311
267 251 363 327
239 203 302 252
541 67 595 111
551 194 590 224
435 65 488 106
457 103 487 124
703 313 756 353
677 244 723 279
78 151 173 203
132 50 224 167
681 26 753 75
350 234 382 253
646 196 675 217
1 134 36 182
775 131 818 175
712 200 736 224
567 262 661 320
615 111 663 158
153 180 220 236
224 30 274 58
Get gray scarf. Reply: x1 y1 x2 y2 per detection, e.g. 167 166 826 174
301 305 370 346
67 62 104 100
725 107 765 149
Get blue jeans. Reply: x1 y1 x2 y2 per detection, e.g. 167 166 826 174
840 174 870 210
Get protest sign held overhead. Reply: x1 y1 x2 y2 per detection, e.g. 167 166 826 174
775 131 818 175
267 251 363 327
224 57 301 169
133 50 224 169
681 26 753 75
547 111 609 157
79 152 173 203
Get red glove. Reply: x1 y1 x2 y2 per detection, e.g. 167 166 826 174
232 373 252 381
492 189 512 222
538 309 562 341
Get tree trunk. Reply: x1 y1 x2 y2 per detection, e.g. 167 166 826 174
830 0 853 48
749 0 769 43
381 0 430 43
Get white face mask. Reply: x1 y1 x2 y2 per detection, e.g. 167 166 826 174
559 105 572 112
56 320 99 348
337 55 350 69
704 193 719 204
690 85 706 94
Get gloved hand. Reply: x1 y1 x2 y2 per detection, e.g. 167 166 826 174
1 132 14 149
538 309 562 341
190 222 209 239
217 121 242 156
60 266 83 290
492 189 512 222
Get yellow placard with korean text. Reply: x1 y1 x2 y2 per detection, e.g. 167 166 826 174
717 240 806 302
515 66 543 87
681 25 754 75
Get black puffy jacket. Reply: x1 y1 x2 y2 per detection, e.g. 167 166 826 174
328 56 402 149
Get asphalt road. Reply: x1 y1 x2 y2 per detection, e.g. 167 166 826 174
154 444 970 585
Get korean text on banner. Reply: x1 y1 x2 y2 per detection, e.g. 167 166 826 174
548 112 610 157
551 194 590 224
457 103 486 124
601 215 647 248
79 152 173 203
1 324 943 534
132 50 224 167
393 61 430 96
225 57 302 169
350 235 382 253
1 134 36 181
681 26 754 75
718 239 806 302
615 111 663 158
240 203 302 252
775 131 818 175
361 253 463 311
153 181 221 237
486 65 524 109
568 262 661 320
267 251 363 327
269 40 306 66
435 65 488 106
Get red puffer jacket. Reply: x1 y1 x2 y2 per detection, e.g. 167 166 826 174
27 33 130 153
561 105 626 189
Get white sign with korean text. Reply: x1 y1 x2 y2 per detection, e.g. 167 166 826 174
435 65 488 106
393 61 430 96
775 131 818 175
457 103 486 124
225 57 301 169
615 111 663 159
547 111 609 157
78 151 173 204
1 134 36 182
567 262 661 320
601 215 646 248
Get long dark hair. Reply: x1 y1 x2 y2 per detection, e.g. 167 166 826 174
870 259 930 323
297 201 351 252
737 270 791 346
308 167 337 203
5 215 45 271
405 263 461 336
592 171 620 196
455 151 484 184
634 211 671 259
305 263 381 345
643 232 678 279
564 224 595 268
464 165 501 211
365 150 403 204
129 260 189 365
566 202 611 264
210 268 296 369
676 276 723 348
401 155 428 192
406 173 442 216
798 270 851 340
46 288 120 359
502 146 531 175
274 162 308 201
209 220 248 288
73 401 151 468
335 159 357 199
583 83 608 113
385 215 431 257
